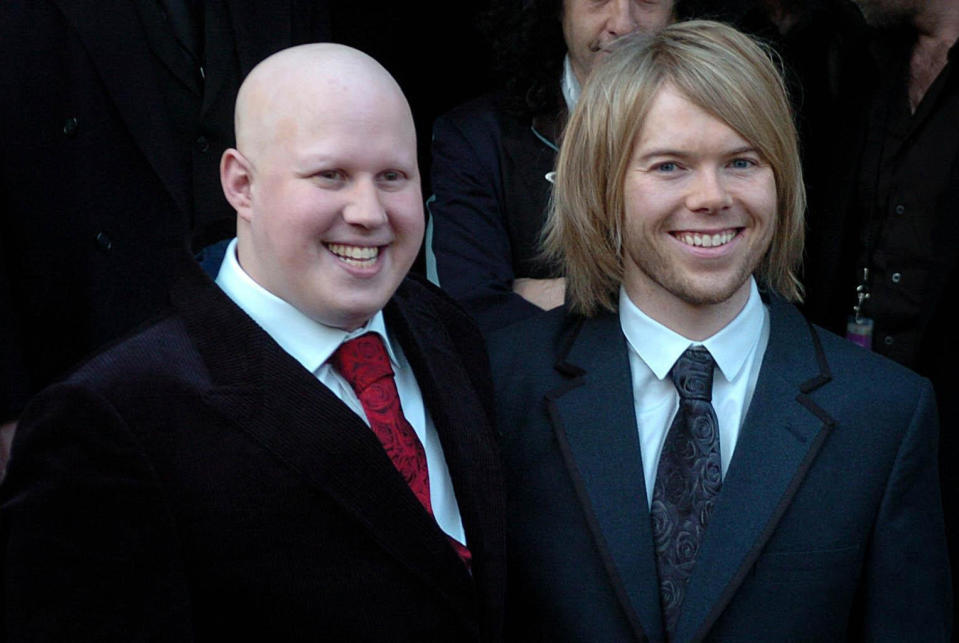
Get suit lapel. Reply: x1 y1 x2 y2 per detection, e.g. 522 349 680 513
171 264 475 620
51 0 190 218
521 109 563 193
675 299 836 642
385 281 506 628
547 313 665 642
133 0 203 96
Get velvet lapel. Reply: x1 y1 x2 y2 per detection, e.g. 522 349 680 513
675 299 836 642
386 281 506 630
51 0 190 218
546 312 665 642
170 264 476 622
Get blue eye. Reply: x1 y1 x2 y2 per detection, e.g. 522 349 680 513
729 158 755 169
656 162 678 172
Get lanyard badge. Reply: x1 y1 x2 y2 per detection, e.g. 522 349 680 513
846 267 873 350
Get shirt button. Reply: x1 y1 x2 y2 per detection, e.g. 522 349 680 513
63 116 79 137
884 335 894 346
891 272 902 283
95 231 113 253
894 204 905 215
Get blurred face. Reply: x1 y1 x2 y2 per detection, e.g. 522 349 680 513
233 85 423 330
620 85 777 332
562 0 674 85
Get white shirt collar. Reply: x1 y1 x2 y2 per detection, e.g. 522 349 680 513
561 54 581 112
214 238 397 374
619 278 766 383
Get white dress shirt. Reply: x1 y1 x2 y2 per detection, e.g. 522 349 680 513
215 238 466 544
619 279 770 507
561 54 581 112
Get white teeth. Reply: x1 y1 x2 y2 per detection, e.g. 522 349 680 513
677 230 736 248
327 243 379 264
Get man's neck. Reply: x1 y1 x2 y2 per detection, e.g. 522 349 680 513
624 283 752 342
912 0 959 42
908 0 959 110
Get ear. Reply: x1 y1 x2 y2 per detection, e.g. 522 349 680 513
221 148 254 222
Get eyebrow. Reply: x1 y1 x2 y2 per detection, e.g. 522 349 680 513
635 145 760 164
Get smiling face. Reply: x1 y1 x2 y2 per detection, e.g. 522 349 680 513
223 46 423 330
621 84 776 336
562 0 673 85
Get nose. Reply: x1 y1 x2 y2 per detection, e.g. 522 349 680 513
342 178 388 228
685 168 733 214
607 0 639 36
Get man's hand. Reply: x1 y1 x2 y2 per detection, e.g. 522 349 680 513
512 277 566 311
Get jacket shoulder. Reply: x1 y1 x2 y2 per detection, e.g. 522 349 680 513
59 313 204 399
486 307 574 381
433 91 532 143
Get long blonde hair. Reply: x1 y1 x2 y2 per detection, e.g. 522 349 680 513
543 20 806 316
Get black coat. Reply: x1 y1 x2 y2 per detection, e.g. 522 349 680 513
1 258 507 641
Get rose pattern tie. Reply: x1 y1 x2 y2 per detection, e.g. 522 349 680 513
331 333 471 568
650 346 722 638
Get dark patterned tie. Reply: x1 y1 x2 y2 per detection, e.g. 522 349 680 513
331 333 472 568
650 346 722 638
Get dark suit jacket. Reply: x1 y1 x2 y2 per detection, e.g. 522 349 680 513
0 0 330 421
489 296 951 641
429 93 561 332
800 34 959 595
0 258 506 641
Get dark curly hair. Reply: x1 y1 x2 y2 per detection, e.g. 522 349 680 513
482 0 699 117
481 0 567 117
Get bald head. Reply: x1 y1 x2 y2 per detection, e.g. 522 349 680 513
219 43 424 330
234 43 413 164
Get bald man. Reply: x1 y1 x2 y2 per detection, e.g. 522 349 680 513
0 44 506 642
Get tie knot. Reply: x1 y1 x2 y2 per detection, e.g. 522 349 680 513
330 333 393 394
670 346 715 402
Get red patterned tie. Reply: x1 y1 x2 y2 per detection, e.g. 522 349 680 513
331 333 471 568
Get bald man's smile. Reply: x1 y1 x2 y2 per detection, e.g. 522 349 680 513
325 242 382 269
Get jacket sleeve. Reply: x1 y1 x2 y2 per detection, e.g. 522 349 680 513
1 384 194 642
860 378 953 640
428 110 543 333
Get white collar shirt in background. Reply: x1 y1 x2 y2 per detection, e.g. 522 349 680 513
561 54 581 112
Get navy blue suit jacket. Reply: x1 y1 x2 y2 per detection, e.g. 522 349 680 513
489 295 951 641
428 93 560 332
1 258 506 641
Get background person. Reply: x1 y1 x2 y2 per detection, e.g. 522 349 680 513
427 0 675 331
0 0 331 472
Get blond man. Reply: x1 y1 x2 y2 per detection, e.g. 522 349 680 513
490 21 950 641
